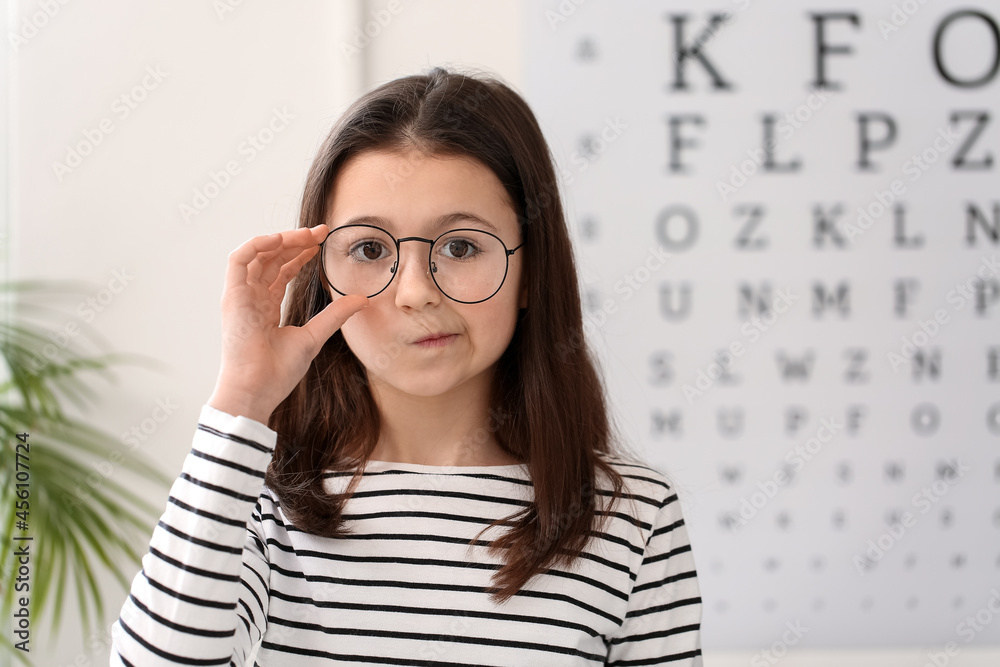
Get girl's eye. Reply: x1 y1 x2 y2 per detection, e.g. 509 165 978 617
349 240 390 262
440 239 479 260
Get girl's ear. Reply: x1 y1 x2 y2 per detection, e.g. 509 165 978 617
518 278 528 309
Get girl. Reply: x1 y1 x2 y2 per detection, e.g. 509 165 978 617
111 67 703 666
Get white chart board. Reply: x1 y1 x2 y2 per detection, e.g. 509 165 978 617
524 0 1000 649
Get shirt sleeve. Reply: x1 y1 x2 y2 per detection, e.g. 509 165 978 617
110 405 276 666
605 487 704 666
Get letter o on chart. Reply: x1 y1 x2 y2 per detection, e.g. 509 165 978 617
655 205 698 251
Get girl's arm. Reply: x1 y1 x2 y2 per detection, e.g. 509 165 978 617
109 226 367 665
110 406 275 665
605 488 705 666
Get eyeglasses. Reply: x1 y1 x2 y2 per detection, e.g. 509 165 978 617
320 224 524 304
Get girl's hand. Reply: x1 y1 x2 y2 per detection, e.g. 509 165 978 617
207 224 367 424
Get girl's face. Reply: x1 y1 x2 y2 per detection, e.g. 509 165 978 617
325 149 527 401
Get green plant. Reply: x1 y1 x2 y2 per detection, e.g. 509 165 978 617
0 281 170 664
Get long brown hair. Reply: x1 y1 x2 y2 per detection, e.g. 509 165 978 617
266 66 643 603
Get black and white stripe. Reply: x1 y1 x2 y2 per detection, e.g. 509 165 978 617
111 406 703 666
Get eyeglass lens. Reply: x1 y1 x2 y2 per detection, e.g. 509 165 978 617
322 225 512 303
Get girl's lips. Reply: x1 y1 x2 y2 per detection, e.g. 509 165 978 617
413 334 457 347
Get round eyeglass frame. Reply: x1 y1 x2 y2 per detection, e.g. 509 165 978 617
320 223 525 304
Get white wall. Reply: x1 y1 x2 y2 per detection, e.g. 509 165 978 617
5 0 998 664
6 1 362 664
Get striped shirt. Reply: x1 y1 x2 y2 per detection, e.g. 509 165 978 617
111 405 703 666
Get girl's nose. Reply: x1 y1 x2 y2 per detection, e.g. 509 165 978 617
392 243 440 309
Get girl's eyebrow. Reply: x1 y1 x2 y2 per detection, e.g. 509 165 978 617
340 211 500 235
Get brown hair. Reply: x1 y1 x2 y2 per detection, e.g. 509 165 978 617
266 66 642 603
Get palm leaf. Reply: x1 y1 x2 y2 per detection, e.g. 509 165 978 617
0 281 169 665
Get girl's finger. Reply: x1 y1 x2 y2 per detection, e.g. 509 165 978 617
253 225 328 265
270 245 321 297
231 226 325 288
300 294 368 348
254 227 328 285
225 233 283 288
311 223 330 241
258 241 321 286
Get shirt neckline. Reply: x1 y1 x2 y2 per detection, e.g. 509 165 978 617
362 459 530 475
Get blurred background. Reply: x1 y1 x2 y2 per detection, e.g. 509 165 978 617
2 0 998 665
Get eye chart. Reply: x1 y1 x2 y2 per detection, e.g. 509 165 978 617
524 0 1000 650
